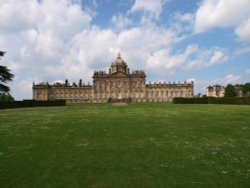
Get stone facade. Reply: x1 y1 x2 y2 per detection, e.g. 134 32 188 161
33 53 194 103
206 84 247 97
206 85 225 97
234 84 244 97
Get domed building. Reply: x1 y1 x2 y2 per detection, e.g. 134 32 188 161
110 52 128 74
33 53 194 103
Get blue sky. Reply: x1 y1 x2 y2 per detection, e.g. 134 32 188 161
0 0 250 99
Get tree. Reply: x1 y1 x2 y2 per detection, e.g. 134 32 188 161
224 84 237 97
0 51 15 93
0 93 14 102
195 93 202 98
0 51 6 57
243 83 250 96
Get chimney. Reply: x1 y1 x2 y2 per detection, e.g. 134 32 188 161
79 79 82 87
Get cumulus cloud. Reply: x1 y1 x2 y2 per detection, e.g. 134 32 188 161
224 74 242 83
9 78 35 100
193 0 250 44
129 0 166 20
235 18 250 43
146 44 228 73
186 78 209 94
0 0 239 100
0 0 93 99
194 0 250 33
147 44 198 70
213 74 242 86
0 0 184 99
185 47 228 70
144 44 229 83
111 13 133 29
189 73 245 95
187 73 249 95
170 12 194 34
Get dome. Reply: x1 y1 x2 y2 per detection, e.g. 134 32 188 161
110 52 128 74
112 52 127 67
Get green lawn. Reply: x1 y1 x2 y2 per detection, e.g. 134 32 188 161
0 103 250 188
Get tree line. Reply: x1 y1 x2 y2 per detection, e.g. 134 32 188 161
225 83 250 97
0 51 15 101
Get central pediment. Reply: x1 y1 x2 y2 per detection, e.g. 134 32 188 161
109 71 128 78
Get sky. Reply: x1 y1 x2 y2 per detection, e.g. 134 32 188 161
0 0 250 100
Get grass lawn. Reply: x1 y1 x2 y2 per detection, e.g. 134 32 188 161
0 103 250 188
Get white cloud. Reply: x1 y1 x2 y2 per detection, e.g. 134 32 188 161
0 0 40 33
129 0 166 20
111 13 133 29
224 74 242 83
169 12 195 35
187 78 209 95
0 0 240 100
211 74 242 86
0 0 93 98
235 18 250 43
145 44 228 79
147 44 198 70
175 13 194 23
194 0 250 33
188 74 246 95
9 78 34 100
185 47 228 70
234 47 250 55
190 74 245 95
210 50 228 65
0 0 184 99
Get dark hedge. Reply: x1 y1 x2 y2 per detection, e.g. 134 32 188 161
173 97 208 104
173 97 250 105
0 100 66 109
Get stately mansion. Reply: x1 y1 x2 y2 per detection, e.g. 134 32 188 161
33 53 194 103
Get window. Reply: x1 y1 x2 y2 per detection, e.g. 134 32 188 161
175 91 178 97
96 81 99 88
126 81 129 88
117 80 121 87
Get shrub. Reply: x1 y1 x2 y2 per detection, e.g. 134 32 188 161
0 93 15 102
173 97 250 105
0 100 66 109
173 97 208 104
208 97 250 105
